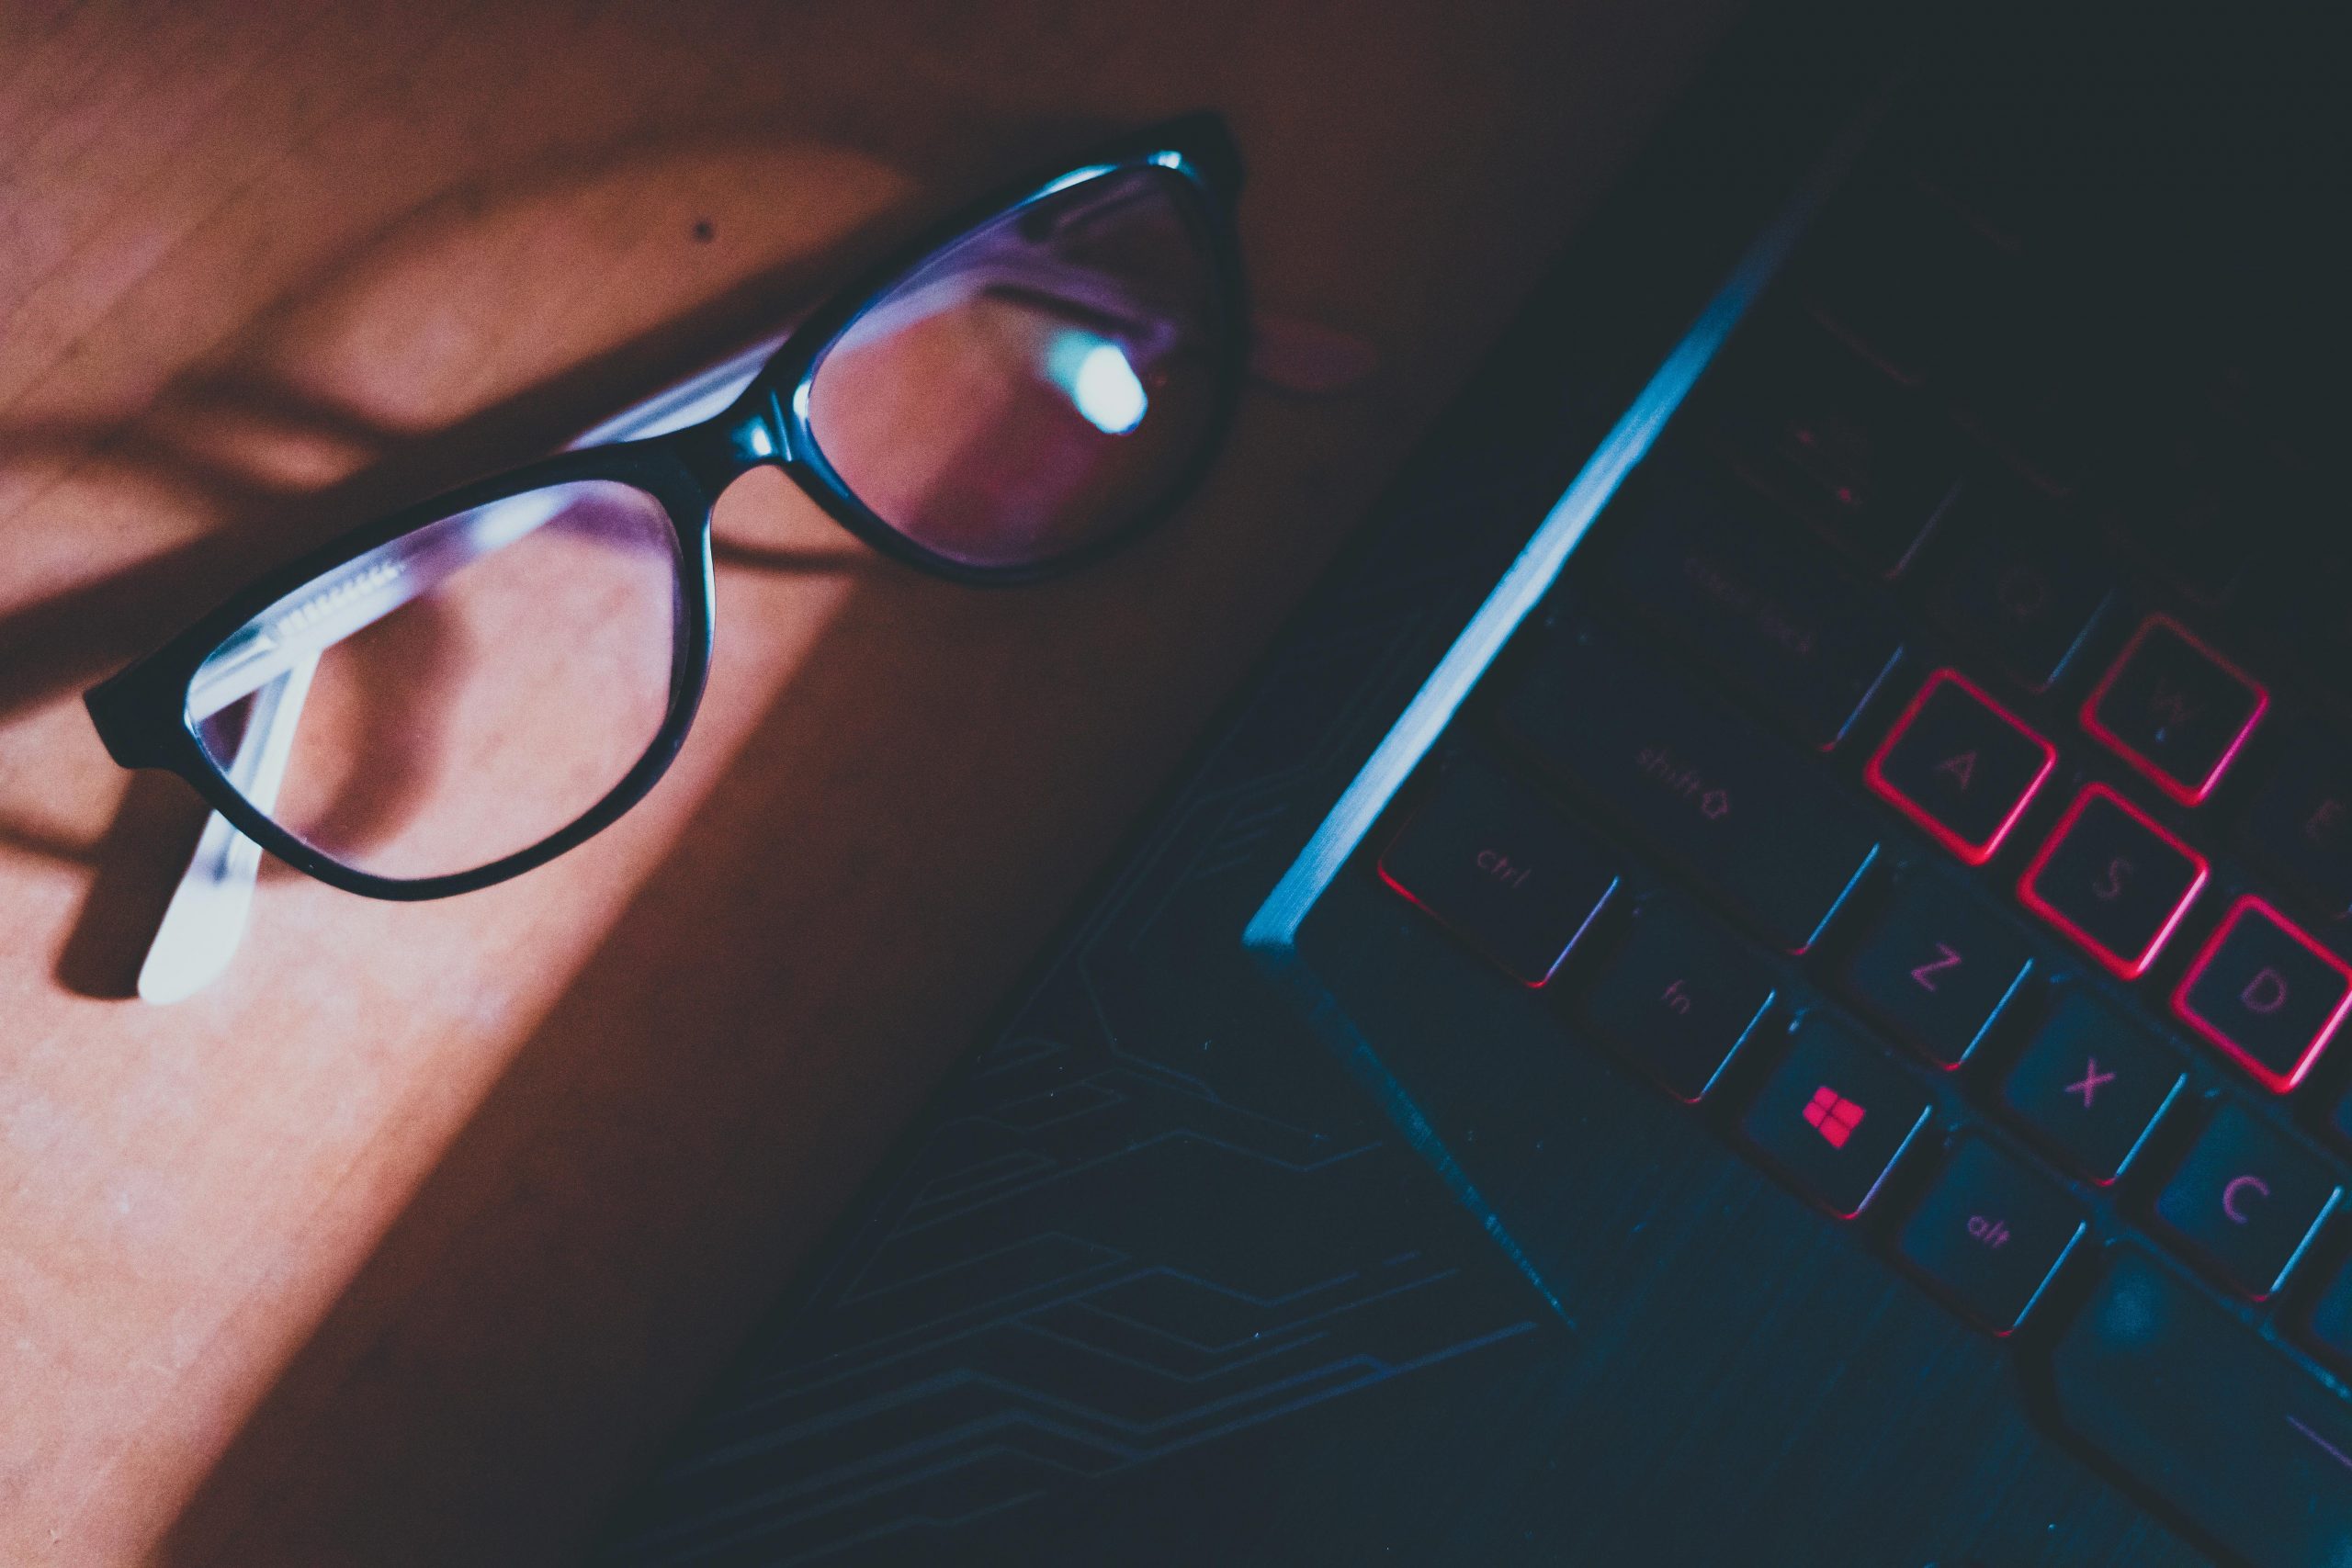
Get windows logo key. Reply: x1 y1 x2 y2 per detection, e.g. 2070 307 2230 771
1804 1086 1868 1150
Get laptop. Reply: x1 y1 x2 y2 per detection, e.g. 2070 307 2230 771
594 6 2352 1563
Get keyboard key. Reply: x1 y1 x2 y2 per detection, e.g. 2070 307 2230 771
1499 621 1881 953
1799 175 2017 388
1863 668 2055 864
1944 318 2105 498
2050 1246 2352 1568
2306 1255 2352 1373
1579 896 1774 1102
1377 756 1621 986
2152 1101 2340 1300
2125 488 2250 608
2018 784 2208 979
2173 895 2352 1094
2082 613 2267 807
1898 114 2050 256
2330 1085 2352 1156
1924 483 2112 690
1608 473 1905 749
1843 870 2033 1069
2275 543 2352 673
1712 321 1962 577
2112 420 2278 608
1997 986 2184 1184
1894 1136 2087 1334
2242 732 2352 920
1739 1011 1930 1218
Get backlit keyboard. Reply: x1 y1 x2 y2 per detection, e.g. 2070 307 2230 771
1368 96 2352 1567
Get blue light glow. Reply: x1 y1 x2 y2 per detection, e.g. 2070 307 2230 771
1045 332 1147 434
1240 85 1895 1325
1033 163 1115 199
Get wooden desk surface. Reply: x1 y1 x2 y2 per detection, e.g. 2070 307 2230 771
0 3 1736 1562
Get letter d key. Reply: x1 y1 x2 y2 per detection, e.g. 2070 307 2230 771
2176 896 2352 1094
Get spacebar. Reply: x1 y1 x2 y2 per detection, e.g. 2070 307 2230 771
2049 1247 2352 1568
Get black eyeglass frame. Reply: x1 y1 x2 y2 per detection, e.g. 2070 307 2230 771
84 113 1249 902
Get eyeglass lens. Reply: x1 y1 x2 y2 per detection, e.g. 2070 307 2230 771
177 160 1226 883
804 164 1225 570
187 479 682 882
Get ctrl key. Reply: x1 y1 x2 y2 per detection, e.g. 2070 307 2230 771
1377 756 1621 986
2052 1247 2352 1568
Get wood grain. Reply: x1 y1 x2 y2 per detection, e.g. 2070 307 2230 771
0 2 1736 1562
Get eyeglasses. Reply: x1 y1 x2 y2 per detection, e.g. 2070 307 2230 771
83 116 1248 998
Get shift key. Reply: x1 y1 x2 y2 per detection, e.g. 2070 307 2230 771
1499 618 1879 953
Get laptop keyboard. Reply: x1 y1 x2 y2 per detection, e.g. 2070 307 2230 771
1365 93 2352 1566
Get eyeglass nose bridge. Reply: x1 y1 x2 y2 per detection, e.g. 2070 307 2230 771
667 380 794 502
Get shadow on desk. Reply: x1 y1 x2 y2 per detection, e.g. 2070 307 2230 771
5 130 915 1000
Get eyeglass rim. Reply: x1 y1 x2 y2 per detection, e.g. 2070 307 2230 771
758 114 1249 587
82 112 1249 902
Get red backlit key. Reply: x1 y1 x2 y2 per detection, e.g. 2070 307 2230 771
2173 896 2352 1094
2082 614 2267 806
2018 784 2208 978
1739 1011 1931 1218
1864 669 2055 864
1378 756 1621 987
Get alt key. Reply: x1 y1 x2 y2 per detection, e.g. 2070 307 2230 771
1895 1136 2089 1334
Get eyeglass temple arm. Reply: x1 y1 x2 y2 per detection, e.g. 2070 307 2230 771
139 655 318 1002
181 329 796 725
179 251 1170 716
138 331 790 1003
142 240 1277 1000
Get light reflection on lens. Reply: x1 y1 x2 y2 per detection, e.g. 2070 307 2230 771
804 164 1222 570
1047 333 1148 434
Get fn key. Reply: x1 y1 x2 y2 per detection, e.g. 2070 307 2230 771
1582 897 1776 1101
1379 756 1621 986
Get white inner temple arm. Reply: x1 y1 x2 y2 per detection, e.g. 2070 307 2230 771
138 330 788 1004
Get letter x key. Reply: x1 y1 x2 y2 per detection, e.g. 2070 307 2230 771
2067 1058 2117 1110
2001 990 2187 1183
